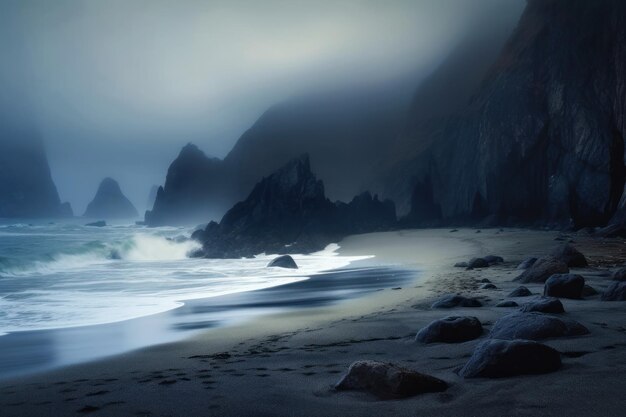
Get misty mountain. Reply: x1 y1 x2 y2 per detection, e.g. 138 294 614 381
0 132 72 218
396 0 626 228
84 178 138 219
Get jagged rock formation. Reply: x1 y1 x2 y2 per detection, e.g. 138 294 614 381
0 132 72 218
84 178 138 219
394 0 626 228
146 185 159 211
192 155 396 258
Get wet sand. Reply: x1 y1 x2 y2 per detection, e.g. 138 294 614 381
1 228 625 416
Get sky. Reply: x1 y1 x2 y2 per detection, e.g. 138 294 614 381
0 0 524 213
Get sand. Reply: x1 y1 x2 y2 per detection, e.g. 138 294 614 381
1 228 625 416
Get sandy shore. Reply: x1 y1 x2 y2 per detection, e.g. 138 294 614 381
1 228 625 416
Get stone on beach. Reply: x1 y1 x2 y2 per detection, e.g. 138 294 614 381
431 294 482 309
549 244 588 268
581 285 598 297
496 300 518 308
334 360 448 399
517 257 537 270
468 258 489 268
507 286 532 297
267 255 298 269
515 257 569 283
611 268 626 281
489 312 589 340
459 339 561 378
480 283 497 289
483 255 504 264
520 297 565 314
601 282 626 301
544 274 585 299
415 316 483 344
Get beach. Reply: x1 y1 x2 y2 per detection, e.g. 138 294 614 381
1 228 625 416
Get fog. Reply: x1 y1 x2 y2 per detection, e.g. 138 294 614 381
0 0 524 213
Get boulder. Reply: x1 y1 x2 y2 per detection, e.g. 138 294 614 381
544 274 585 299
267 255 298 269
459 339 561 378
507 286 532 297
611 268 626 281
549 244 588 268
415 316 483 344
480 283 497 289
483 255 504 264
468 258 489 268
515 257 569 283
479 278 491 283
431 295 482 309
520 297 565 314
601 282 626 301
489 312 589 340
516 257 537 270
454 262 468 268
495 300 518 308
582 285 598 297
334 360 448 399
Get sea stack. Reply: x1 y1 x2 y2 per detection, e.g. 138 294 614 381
84 178 138 219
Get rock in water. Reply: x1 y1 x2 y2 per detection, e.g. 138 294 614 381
515 257 569 283
601 282 626 301
431 294 482 309
520 297 565 314
544 274 585 299
483 255 504 264
85 221 106 227
84 178 138 219
468 258 489 268
489 312 589 341
334 360 447 399
459 339 561 378
415 316 483 344
549 244 588 268
508 286 532 297
267 255 298 269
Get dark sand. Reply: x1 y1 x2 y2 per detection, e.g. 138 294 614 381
1 229 625 416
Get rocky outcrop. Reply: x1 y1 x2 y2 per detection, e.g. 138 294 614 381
334 360 448 399
84 178 138 219
192 155 396 258
0 133 72 218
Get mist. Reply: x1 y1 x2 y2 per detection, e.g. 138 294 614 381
0 0 524 214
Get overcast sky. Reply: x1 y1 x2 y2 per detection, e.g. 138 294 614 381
0 0 524 213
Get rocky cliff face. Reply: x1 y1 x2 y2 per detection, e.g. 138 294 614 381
399 0 626 228
0 133 72 218
192 155 396 258
84 178 138 219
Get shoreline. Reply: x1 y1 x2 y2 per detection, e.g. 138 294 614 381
1 228 625 416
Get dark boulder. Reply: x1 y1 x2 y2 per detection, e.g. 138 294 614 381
544 274 585 299
515 257 569 283
489 312 589 340
479 278 491 283
611 268 626 281
415 316 483 344
267 255 298 269
549 244 588 268
483 255 504 264
454 262 468 268
334 360 448 399
480 283 497 289
507 286 532 297
468 258 489 268
431 294 482 309
582 285 598 297
516 257 537 270
520 297 565 314
85 221 106 227
601 282 626 301
495 300 518 308
459 339 561 378
84 178 138 219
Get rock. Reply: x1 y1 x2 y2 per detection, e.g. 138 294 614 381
611 268 626 281
489 312 589 340
85 221 106 227
495 301 518 308
479 278 491 283
267 255 298 269
84 178 138 219
454 262 468 268
480 283 497 289
334 360 448 399
544 274 585 299
582 285 598 297
601 282 626 301
468 258 489 268
507 286 532 297
415 316 483 344
449 229 459 233
515 257 569 283
549 244 588 268
459 339 561 378
483 255 504 264
520 297 565 314
516 257 537 270
431 294 482 309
